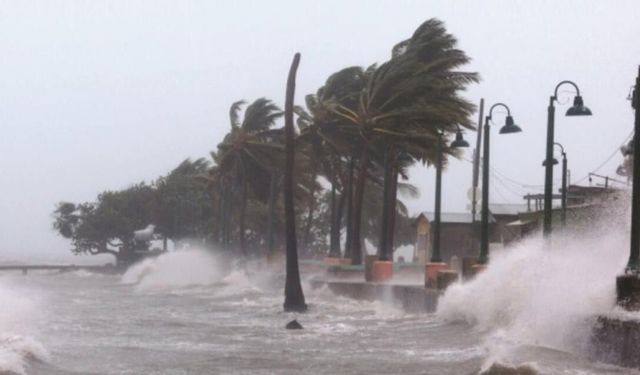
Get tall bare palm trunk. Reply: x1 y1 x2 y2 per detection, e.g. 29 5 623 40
343 156 355 260
220 184 231 248
283 53 307 312
387 159 399 256
328 182 342 257
239 177 248 256
378 145 394 261
350 146 369 265
267 173 278 256
302 151 319 256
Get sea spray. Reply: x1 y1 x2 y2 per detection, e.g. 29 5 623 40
120 249 272 297
122 249 226 290
0 278 48 374
437 220 630 366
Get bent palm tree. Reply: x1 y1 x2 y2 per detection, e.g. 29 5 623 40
213 98 284 255
329 18 479 264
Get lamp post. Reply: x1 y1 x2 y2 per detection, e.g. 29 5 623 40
542 142 568 227
431 129 470 262
543 81 592 237
425 129 469 286
627 67 640 275
478 103 522 265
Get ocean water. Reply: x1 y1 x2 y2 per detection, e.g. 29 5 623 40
0 242 639 375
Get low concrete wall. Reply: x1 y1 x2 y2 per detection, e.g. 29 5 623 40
590 315 640 369
309 279 441 314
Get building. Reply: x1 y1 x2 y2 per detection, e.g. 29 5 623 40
414 209 501 264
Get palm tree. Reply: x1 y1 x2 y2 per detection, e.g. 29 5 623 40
295 67 368 258
283 53 307 312
328 18 479 264
213 98 284 255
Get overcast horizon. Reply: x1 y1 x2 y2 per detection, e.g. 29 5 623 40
1 0 639 262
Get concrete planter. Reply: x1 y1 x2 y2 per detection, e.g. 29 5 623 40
371 260 393 282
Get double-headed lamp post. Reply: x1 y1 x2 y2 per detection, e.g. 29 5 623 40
543 81 592 237
430 129 470 263
626 67 640 275
542 142 568 227
479 103 522 265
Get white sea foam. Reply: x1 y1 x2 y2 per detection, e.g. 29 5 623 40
122 250 227 291
437 218 629 358
0 279 48 374
120 249 266 298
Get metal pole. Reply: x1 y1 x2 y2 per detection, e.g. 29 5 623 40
431 133 443 262
472 99 485 224
543 96 556 237
479 117 491 264
561 153 567 227
627 66 640 273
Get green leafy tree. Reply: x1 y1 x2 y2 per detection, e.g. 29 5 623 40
53 183 157 265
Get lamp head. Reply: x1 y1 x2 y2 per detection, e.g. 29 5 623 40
542 158 559 167
566 95 592 116
450 130 470 148
499 115 522 134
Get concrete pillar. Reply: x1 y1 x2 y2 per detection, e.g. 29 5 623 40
414 216 430 264
471 264 487 276
370 260 393 282
461 257 477 280
364 255 377 282
449 256 461 274
617 274 640 310
437 270 458 290
425 262 447 288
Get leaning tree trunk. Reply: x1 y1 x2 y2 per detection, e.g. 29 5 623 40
239 177 248 256
302 151 319 257
283 53 307 312
266 172 278 256
377 145 394 261
222 187 230 247
350 145 370 265
216 189 224 245
387 154 399 259
328 182 341 257
220 184 232 248
343 156 355 260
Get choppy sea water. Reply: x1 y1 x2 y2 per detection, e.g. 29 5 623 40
1 243 639 375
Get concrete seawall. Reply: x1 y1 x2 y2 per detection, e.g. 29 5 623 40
309 279 441 314
590 315 640 369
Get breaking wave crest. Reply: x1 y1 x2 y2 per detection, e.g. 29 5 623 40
0 280 48 375
437 222 629 366
120 249 264 297
121 250 226 290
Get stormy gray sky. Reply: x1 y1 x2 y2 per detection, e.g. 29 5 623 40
0 0 638 262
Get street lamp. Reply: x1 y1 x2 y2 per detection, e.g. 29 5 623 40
426 128 469 287
431 128 469 263
542 143 568 227
543 81 592 237
479 103 522 265
626 67 640 274
617 66 640 311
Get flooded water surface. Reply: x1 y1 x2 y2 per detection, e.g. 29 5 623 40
1 248 638 375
